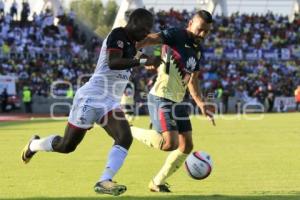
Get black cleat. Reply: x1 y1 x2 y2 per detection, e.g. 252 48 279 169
149 180 171 192
21 135 40 164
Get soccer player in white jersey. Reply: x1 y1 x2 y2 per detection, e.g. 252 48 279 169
21 8 161 196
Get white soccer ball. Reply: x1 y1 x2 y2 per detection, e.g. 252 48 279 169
184 151 213 180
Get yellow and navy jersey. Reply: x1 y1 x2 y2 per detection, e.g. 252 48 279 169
150 28 204 103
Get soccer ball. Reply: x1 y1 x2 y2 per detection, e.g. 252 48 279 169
184 151 213 180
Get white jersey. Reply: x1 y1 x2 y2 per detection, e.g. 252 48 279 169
76 27 137 108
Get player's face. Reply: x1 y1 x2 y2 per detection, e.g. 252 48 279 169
132 19 153 41
188 16 211 44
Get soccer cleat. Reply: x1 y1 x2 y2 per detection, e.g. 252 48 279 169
148 180 171 193
94 180 127 196
21 135 40 164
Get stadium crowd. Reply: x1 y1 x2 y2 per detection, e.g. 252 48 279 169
0 3 100 97
0 4 299 112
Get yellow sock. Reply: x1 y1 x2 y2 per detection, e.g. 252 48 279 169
153 149 188 185
131 126 164 149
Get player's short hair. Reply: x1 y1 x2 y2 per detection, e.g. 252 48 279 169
127 8 153 25
194 10 213 24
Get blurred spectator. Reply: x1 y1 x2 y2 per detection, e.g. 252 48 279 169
277 99 286 112
255 86 267 108
222 86 231 113
215 85 223 113
1 88 8 112
20 1 30 26
266 84 276 112
153 45 161 57
68 8 76 23
10 0 18 20
0 0 4 18
22 86 32 113
66 86 74 99
295 85 300 111
235 86 248 113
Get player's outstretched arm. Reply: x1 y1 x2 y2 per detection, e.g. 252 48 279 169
107 50 140 70
188 72 216 126
136 33 163 49
108 49 162 70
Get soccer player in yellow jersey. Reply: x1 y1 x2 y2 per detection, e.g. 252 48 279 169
131 10 215 192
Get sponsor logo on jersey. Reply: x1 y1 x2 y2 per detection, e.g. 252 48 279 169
117 40 124 48
116 73 129 80
186 57 197 72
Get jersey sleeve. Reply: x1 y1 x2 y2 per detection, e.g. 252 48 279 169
106 29 127 51
160 28 181 46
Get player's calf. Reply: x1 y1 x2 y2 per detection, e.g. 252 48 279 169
160 131 179 151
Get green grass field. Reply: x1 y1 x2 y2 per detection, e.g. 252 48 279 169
0 113 300 200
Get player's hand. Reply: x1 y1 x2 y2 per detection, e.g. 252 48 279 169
145 65 157 71
145 56 162 68
199 103 216 126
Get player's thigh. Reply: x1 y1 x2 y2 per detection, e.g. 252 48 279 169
148 94 178 132
148 94 179 145
68 98 98 130
174 103 192 134
99 108 132 149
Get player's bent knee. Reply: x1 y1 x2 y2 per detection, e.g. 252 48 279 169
116 131 133 149
60 143 78 153
161 131 179 151
162 139 178 151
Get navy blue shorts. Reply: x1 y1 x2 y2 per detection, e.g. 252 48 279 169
148 94 192 133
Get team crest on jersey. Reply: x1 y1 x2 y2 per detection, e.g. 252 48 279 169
186 57 197 72
117 40 124 48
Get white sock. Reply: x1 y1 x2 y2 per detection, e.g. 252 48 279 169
99 145 128 182
29 135 57 152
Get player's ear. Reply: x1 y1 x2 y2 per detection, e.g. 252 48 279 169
188 19 193 28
